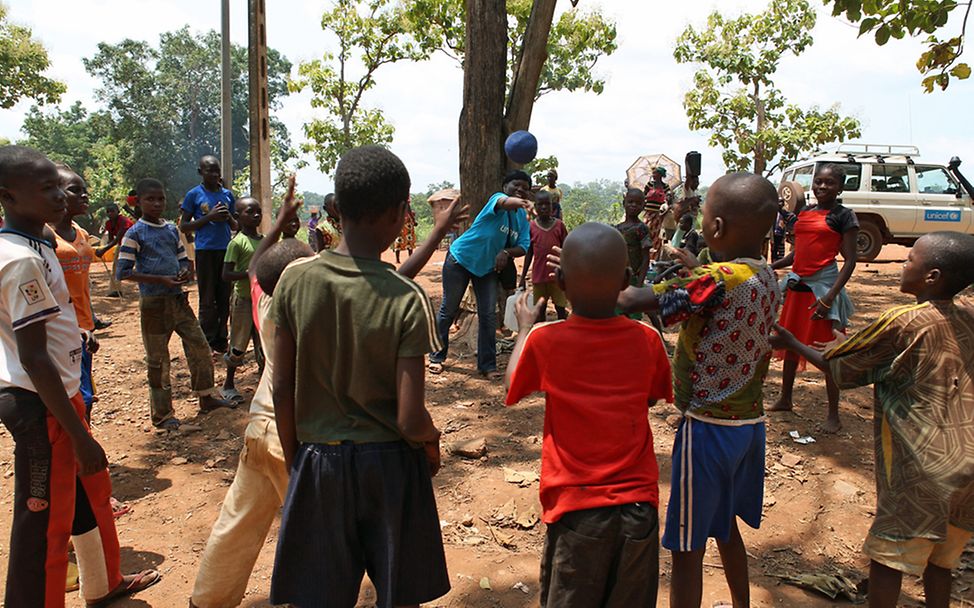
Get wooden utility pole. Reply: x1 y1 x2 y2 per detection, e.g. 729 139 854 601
220 0 233 187
249 0 273 231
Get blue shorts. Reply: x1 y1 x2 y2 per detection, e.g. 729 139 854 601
270 441 450 608
662 416 765 552
80 340 93 416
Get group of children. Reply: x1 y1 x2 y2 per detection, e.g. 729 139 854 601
0 142 971 608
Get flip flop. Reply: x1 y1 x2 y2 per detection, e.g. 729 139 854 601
86 569 161 607
427 362 444 374
220 388 245 404
110 497 131 519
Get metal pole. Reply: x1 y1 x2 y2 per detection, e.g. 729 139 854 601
220 0 233 188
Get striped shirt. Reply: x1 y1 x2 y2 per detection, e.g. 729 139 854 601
116 219 190 297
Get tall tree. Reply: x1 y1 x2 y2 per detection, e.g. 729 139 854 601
290 0 439 175
76 27 293 210
0 3 65 108
825 0 971 92
674 0 861 176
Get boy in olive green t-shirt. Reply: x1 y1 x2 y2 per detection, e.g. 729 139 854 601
221 197 264 401
269 146 450 607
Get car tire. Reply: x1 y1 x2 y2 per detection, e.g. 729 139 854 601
778 181 805 212
857 220 884 262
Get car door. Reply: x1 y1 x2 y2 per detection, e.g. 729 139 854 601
914 165 973 234
865 163 918 236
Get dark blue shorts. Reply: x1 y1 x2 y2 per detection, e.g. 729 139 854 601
270 441 450 607
662 417 765 552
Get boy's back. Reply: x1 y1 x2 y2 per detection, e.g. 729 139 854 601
506 315 671 522
272 249 440 442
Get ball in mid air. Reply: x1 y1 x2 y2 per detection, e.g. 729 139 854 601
504 130 537 164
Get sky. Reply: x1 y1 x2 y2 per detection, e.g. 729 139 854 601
2 0 972 196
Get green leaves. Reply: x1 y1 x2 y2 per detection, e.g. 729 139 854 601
0 3 66 108
824 0 970 91
293 0 443 175
675 0 860 175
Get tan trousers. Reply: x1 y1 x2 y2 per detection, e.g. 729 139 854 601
191 417 289 608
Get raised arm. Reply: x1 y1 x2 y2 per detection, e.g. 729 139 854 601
249 175 300 278
397 197 469 280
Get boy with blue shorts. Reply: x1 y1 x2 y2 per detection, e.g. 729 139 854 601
620 173 781 607
270 146 449 608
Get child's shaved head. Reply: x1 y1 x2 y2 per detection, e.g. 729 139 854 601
915 232 974 296
0 146 52 189
702 173 778 259
560 222 629 312
256 238 314 295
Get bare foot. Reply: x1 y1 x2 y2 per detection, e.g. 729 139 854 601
822 417 842 434
766 398 793 412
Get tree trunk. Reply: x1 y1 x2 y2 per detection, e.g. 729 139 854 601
504 0 557 142
752 79 766 176
459 0 508 216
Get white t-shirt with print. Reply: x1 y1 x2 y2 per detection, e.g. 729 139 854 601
0 231 83 395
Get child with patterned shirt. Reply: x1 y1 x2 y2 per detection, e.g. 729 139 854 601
117 178 231 429
771 231 974 608
619 173 781 608
507 222 671 606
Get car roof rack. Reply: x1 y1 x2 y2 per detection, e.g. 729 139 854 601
831 143 920 158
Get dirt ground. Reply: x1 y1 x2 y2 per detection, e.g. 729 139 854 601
1 244 973 607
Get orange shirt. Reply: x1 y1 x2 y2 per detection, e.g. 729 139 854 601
53 222 95 330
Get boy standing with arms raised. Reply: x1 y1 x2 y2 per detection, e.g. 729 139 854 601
180 155 237 353
270 146 449 607
620 173 781 608
118 178 230 429
507 222 672 606
0 146 158 607
772 231 974 608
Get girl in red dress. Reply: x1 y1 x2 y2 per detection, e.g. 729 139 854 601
770 164 859 432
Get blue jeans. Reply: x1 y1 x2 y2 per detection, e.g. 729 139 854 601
430 253 498 373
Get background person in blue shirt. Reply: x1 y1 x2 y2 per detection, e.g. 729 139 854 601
429 170 532 379
180 155 238 353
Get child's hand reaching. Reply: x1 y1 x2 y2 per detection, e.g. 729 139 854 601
515 291 546 332
276 174 301 225
667 245 701 269
768 324 797 351
432 197 469 233
545 245 562 281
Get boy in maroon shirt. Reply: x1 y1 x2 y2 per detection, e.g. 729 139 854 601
506 222 672 606
519 190 569 321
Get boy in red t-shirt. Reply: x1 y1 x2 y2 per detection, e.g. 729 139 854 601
505 222 672 606
519 190 569 321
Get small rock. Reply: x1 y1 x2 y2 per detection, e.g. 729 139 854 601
513 581 530 594
526 435 540 444
178 424 202 433
461 514 475 527
781 453 803 468
665 414 682 429
449 437 487 459
833 479 861 498
170 457 189 466
479 577 492 591
214 429 231 441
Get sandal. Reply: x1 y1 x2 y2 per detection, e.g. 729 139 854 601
86 569 161 607
110 497 131 519
427 362 444 374
220 388 245 404
158 418 180 431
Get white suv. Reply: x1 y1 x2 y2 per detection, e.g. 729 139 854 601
779 144 974 261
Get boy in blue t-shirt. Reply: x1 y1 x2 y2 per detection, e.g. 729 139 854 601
119 178 231 429
179 155 237 353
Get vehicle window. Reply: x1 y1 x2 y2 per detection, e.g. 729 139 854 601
813 162 862 191
794 165 813 190
870 164 910 193
915 166 959 195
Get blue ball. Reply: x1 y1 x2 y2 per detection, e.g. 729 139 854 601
504 130 538 164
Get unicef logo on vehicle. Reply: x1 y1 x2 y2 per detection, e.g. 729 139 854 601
924 210 962 222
